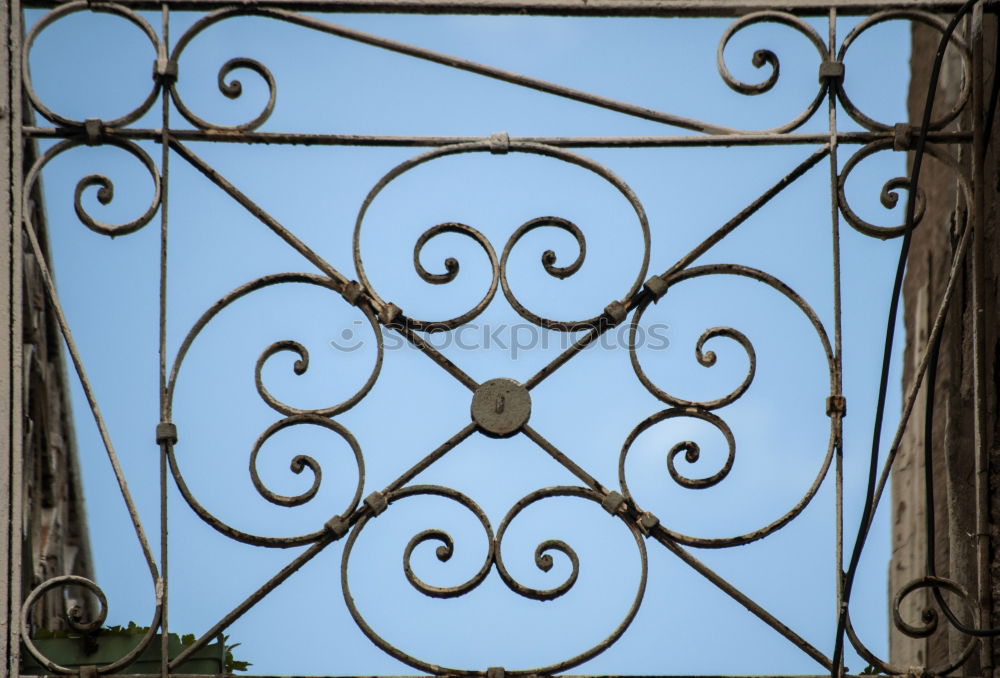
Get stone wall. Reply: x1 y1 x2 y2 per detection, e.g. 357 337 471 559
891 14 999 676
18 139 96 633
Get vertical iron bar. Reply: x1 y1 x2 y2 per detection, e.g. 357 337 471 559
826 10 847 677
0 0 23 673
159 5 171 676
971 4 994 675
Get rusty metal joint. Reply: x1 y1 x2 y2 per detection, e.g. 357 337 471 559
818 60 844 84
643 275 669 302
324 515 350 539
153 57 178 86
364 491 388 517
78 666 99 678
601 490 626 515
378 302 403 328
488 132 510 155
638 511 660 536
906 666 932 678
603 300 627 326
486 667 506 678
83 119 104 146
155 422 178 445
893 123 915 151
826 394 847 418
342 280 364 306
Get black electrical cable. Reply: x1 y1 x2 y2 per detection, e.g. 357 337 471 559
831 1 981 674
919 309 1000 637
918 8 1000 639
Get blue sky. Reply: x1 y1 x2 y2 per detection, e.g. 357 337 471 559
23 7 913 675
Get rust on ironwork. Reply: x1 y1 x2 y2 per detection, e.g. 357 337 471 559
8 1 988 677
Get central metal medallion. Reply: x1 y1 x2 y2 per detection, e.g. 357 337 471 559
470 378 531 437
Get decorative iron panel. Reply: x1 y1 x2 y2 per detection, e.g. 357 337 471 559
4 1 991 677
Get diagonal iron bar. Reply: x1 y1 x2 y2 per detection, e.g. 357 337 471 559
652 529 833 671
187 7 740 136
170 138 350 287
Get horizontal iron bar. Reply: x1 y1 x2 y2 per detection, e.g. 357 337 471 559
17 675 951 678
19 127 975 147
19 0 992 14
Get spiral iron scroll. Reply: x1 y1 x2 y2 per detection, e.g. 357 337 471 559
843 576 977 676
165 273 372 547
838 140 970 239
21 577 163 674
715 12 829 134
23 1 164 129
343 486 647 676
621 264 837 548
170 7 280 133
353 140 650 333
837 11 971 133
19 3 973 674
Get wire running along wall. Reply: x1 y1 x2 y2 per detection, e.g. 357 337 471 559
7 1 990 676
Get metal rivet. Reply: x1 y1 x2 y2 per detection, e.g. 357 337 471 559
471 378 531 438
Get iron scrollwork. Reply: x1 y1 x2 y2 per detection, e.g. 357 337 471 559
15 2 984 676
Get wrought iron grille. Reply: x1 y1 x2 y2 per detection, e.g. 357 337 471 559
1 1 991 676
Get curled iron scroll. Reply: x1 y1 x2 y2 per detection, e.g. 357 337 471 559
165 273 371 546
619 406 737 494
248 414 364 510
716 11 829 134
354 140 650 333
23 137 162 238
845 576 977 676
169 8 281 131
837 10 970 132
21 575 163 675
23 1 163 129
343 485 647 675
838 140 969 239
493 486 584 601
342 485 495 673
629 307 756 411
621 264 836 548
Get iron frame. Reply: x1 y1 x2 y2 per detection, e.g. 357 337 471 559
1 1 992 677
